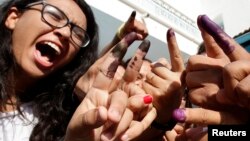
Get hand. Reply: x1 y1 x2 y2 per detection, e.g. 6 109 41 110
142 29 185 123
223 60 250 110
99 11 148 57
186 15 250 110
165 125 208 141
102 40 157 141
118 11 148 40
65 33 137 141
67 33 157 141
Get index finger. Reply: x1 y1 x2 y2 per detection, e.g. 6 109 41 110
197 16 228 59
123 40 150 82
173 108 249 125
125 11 136 26
198 15 250 61
93 32 138 89
167 28 185 72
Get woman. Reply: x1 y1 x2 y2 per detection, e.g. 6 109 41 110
0 0 98 140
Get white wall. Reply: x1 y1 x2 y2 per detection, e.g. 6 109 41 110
86 0 201 62
201 0 250 36
165 0 250 37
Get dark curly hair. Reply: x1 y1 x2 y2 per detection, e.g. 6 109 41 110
0 0 99 140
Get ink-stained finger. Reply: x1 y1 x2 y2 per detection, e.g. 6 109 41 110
123 40 150 82
93 32 138 89
167 28 185 72
198 15 250 61
125 10 136 25
197 16 227 59
173 108 249 125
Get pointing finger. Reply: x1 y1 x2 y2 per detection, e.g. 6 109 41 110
173 108 249 125
123 40 150 82
198 15 250 61
167 28 185 72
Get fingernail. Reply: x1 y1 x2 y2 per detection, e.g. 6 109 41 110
121 134 129 141
138 40 150 52
172 108 186 123
198 15 234 54
109 109 121 122
143 95 153 104
167 28 175 40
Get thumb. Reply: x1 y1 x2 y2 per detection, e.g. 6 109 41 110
81 106 107 128
198 15 250 61
65 106 108 140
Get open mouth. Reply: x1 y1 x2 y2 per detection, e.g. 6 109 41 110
34 41 62 67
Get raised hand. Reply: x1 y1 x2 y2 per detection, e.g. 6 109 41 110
65 33 137 141
142 28 185 124
118 11 148 40
174 15 250 128
67 32 157 141
186 15 250 110
100 11 148 57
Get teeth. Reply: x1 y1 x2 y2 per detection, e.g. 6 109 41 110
44 41 61 55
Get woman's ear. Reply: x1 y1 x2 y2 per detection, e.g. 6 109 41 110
5 7 20 30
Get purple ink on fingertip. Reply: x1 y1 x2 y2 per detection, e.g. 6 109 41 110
172 108 186 123
198 15 235 54
111 32 137 58
138 40 150 52
167 28 175 40
130 10 136 18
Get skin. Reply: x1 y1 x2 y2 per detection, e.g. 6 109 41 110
4 0 86 110
99 10 148 57
170 16 250 141
65 33 156 141
142 28 185 124
223 60 250 110
75 11 149 99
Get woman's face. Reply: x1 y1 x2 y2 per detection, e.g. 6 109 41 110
5 0 87 78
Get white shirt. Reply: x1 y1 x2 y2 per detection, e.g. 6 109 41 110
0 103 38 141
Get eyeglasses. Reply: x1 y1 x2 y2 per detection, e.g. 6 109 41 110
25 1 90 48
